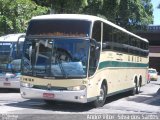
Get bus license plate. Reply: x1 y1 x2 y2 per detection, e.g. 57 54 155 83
3 82 11 86
43 93 54 99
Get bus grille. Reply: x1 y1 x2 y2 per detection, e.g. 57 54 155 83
33 85 67 90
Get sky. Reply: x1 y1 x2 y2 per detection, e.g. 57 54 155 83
151 0 160 25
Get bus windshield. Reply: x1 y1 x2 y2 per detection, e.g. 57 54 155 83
0 42 23 73
22 37 89 78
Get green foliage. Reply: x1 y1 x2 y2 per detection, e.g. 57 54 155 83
42 0 153 31
119 0 152 30
51 0 87 13
83 0 104 15
0 0 48 35
101 0 120 22
33 0 88 14
0 0 154 35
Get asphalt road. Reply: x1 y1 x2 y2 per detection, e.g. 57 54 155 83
0 78 160 120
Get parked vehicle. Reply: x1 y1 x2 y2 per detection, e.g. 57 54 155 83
0 33 25 89
148 68 158 81
147 72 151 83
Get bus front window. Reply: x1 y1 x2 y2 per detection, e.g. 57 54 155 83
0 42 22 73
22 38 89 78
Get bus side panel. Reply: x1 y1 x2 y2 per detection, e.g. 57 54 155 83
86 51 148 99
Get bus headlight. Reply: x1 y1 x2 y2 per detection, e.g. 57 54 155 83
67 85 86 91
21 82 34 88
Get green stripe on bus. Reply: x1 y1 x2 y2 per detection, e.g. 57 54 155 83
99 61 148 69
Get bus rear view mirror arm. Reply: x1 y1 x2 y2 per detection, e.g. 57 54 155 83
90 38 100 50
17 34 26 55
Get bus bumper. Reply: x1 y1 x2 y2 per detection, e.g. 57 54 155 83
20 87 88 103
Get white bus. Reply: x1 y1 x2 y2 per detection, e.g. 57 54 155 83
0 33 25 89
20 14 149 107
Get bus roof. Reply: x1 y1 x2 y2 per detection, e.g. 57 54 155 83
32 14 100 21
0 33 25 42
31 14 148 43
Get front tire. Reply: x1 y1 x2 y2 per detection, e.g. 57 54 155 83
92 84 107 107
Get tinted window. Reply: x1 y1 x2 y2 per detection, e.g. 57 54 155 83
103 23 113 50
27 20 91 37
102 23 148 57
148 70 157 73
92 21 101 42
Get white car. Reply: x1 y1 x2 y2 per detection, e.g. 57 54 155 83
148 68 158 81
0 73 20 89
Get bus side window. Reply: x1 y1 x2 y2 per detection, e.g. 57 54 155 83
103 23 112 50
92 21 101 42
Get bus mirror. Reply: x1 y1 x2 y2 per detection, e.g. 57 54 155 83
17 34 25 55
90 38 96 46
90 38 100 50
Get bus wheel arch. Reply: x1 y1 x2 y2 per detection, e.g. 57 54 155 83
101 79 108 93
92 79 107 108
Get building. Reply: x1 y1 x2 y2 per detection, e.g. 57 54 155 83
137 25 160 72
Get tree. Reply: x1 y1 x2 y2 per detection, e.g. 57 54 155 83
101 0 120 22
32 0 153 31
33 0 88 14
84 0 153 31
140 0 153 26
0 0 48 35
83 0 104 16
117 0 153 30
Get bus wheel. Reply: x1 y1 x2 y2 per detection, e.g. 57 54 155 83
92 84 107 108
133 82 140 94
130 81 140 95
130 87 136 95
136 82 141 94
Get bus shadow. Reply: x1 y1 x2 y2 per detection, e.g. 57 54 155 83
6 90 159 112
150 82 160 85
0 88 20 93
105 92 130 104
6 92 131 113
44 102 94 112
126 88 160 106
6 99 94 112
